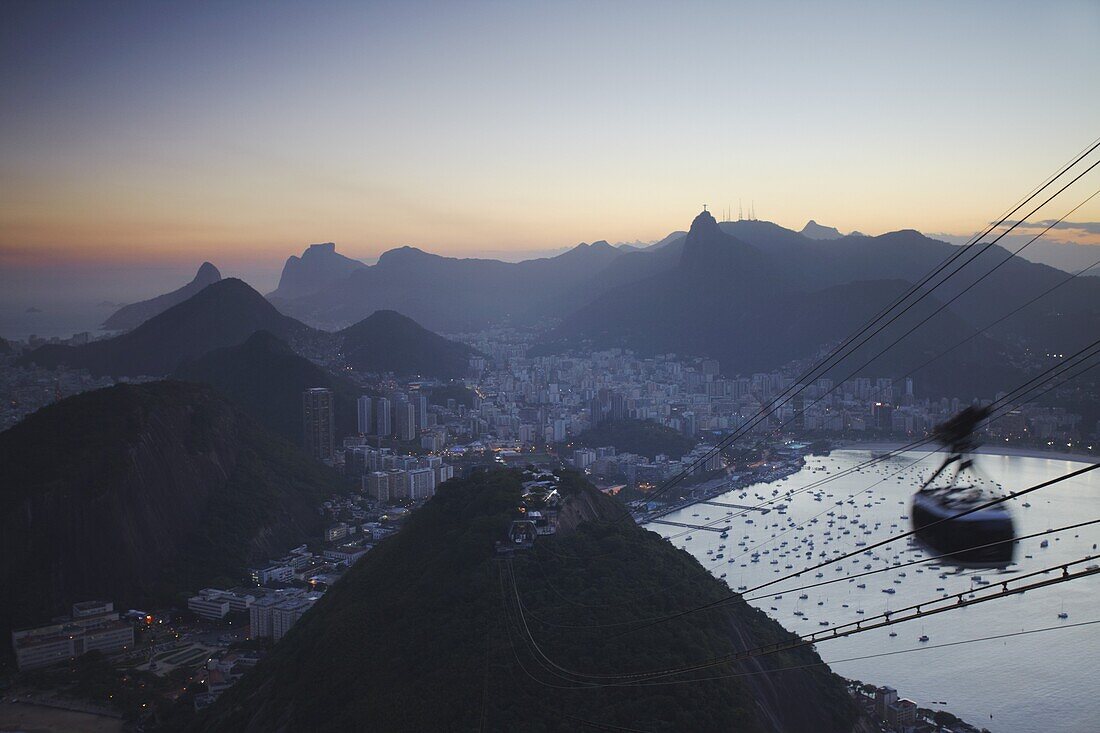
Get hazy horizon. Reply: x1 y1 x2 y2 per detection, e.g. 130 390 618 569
4 1 1099 282
5 209 1100 339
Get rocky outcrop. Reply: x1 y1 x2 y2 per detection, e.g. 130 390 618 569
800 219 844 240
103 262 222 331
268 243 366 301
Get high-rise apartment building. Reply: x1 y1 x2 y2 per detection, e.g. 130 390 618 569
375 397 391 436
357 395 373 435
414 392 428 430
302 388 335 462
395 400 417 441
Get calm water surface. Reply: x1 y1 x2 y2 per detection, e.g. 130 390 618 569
652 450 1099 733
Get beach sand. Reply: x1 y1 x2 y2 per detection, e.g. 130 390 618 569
0 703 123 733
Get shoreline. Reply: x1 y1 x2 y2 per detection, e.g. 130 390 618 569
833 440 1095 465
636 456 806 526
636 442 1094 529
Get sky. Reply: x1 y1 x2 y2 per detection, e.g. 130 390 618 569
2 0 1099 303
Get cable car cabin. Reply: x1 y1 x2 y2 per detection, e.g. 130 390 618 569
909 405 1016 568
911 485 1016 567
510 519 537 545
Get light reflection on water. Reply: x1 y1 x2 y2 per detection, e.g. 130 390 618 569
653 450 1099 733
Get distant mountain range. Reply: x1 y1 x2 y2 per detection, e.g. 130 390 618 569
533 210 1096 398
102 261 221 331
22 278 310 377
23 276 475 392
268 240 629 331
19 213 1098 402
933 233 1100 278
0 381 341 637
260 218 1098 398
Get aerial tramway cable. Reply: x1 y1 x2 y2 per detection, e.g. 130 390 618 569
502 552 1100 687
611 462 1100 638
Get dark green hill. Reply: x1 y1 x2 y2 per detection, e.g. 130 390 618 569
20 279 312 377
174 330 365 443
0 381 342 637
194 470 857 732
337 309 476 378
571 418 695 459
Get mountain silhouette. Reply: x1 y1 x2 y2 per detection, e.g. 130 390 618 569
23 279 311 377
536 211 1036 397
268 242 367 301
102 262 221 331
175 330 366 442
800 220 843 240
337 310 476 378
275 241 628 331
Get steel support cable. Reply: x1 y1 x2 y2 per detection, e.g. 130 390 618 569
742 516 1100 602
870 256 1100 410
507 549 1100 686
525 449 942 616
627 557 1100 686
622 618 1100 688
611 462 1100 638
507 556 1100 686
517 518 1100 631
509 575 1100 692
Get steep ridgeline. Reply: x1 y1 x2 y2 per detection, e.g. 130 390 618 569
268 243 367 301
274 240 628 331
715 219 1100 357
800 220 844 240
194 470 858 733
175 330 365 443
0 381 341 638
536 211 1038 398
336 310 477 378
102 262 222 331
20 279 314 377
